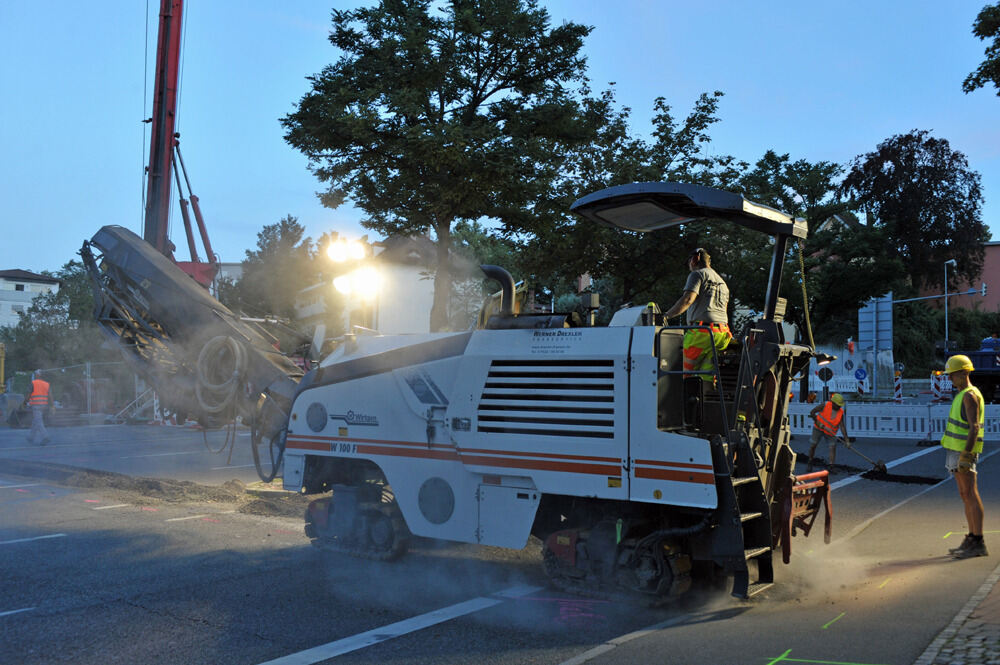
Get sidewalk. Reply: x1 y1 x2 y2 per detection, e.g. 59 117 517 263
915 560 1000 664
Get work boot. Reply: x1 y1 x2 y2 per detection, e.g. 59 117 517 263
949 534 974 554
953 538 989 559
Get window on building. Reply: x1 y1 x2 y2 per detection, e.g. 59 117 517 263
11 304 25 313
15 284 25 292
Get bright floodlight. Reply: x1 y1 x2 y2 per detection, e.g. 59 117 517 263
333 275 352 294
327 239 367 262
354 266 382 301
332 267 382 299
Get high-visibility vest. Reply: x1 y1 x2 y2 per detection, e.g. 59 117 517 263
28 379 50 407
813 401 843 437
941 385 984 453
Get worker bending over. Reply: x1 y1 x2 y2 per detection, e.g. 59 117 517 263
942 355 988 559
807 393 848 472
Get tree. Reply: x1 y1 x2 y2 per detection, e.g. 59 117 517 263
227 215 316 321
505 89 746 313
0 261 131 403
963 2 1000 96
840 130 988 291
282 0 601 331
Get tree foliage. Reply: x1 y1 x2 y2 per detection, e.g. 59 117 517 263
840 130 988 291
223 215 317 321
282 0 599 331
964 2 1000 96
504 89 746 315
0 262 128 397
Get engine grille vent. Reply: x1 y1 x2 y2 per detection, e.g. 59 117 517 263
477 359 616 439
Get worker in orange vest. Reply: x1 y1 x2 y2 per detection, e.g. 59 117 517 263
24 369 51 445
806 393 849 472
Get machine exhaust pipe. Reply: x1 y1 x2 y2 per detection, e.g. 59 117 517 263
480 265 515 317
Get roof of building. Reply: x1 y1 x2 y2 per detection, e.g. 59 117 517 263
0 269 60 284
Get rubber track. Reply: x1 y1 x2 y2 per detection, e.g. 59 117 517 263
306 500 410 562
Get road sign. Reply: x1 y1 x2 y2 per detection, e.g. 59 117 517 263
855 368 867 381
844 359 854 371
818 367 833 382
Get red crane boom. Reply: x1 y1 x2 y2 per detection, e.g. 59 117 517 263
143 0 218 287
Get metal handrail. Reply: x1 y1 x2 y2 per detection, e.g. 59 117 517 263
655 323 733 444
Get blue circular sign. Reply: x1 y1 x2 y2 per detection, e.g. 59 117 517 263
854 368 867 381
844 359 854 371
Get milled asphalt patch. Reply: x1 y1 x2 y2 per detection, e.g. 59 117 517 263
0 458 312 518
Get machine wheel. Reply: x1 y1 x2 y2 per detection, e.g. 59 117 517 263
363 505 408 560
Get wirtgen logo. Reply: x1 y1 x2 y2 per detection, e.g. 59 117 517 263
329 410 379 426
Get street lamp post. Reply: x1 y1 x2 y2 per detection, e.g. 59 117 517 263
945 258 957 352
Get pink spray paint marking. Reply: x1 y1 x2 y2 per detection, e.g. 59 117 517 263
84 499 100 503
141 507 159 512
16 489 29 493
201 518 221 523
274 529 297 535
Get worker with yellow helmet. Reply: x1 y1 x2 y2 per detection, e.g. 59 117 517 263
806 392 849 472
942 354 988 559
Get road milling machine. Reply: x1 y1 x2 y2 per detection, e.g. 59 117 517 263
82 182 831 600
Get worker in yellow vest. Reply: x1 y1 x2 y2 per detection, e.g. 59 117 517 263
941 355 988 559
24 369 51 445
806 392 849 472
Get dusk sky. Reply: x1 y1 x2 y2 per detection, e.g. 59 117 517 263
2 1 997 274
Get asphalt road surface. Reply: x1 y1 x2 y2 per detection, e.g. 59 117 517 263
0 424 996 665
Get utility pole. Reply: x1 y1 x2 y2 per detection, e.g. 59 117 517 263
944 259 957 352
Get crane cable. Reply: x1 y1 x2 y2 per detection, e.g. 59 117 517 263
797 240 816 351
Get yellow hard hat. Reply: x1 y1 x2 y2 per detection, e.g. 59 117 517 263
830 393 845 407
945 355 975 374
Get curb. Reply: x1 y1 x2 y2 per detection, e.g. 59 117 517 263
913 560 1000 665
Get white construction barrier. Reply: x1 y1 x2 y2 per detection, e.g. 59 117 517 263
788 402 1000 442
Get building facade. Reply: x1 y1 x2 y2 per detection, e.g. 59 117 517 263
0 269 60 328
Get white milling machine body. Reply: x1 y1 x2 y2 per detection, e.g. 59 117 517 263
289 182 819 599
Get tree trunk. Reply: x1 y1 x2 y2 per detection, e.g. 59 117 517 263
429 224 452 332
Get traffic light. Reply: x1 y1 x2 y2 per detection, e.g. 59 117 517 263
983 282 988 297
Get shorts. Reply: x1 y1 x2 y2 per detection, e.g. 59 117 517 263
945 449 978 474
810 428 837 448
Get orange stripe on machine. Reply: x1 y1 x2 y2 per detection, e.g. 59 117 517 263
634 459 713 471
634 466 715 485
459 453 620 476
287 435 621 477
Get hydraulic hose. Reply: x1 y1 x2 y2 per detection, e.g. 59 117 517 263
195 335 247 414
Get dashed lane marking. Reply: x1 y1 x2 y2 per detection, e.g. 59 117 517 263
256 585 543 665
0 607 35 618
119 451 199 459
0 533 67 546
556 614 692 665
0 483 42 490
92 504 130 510
878 577 891 589
165 515 209 522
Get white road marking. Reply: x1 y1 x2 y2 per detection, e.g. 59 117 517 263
120 451 198 459
833 447 999 543
557 615 691 665
0 533 66 546
0 607 35 618
210 464 256 470
559 445 978 664
256 585 543 665
165 515 209 522
0 483 42 490
92 504 130 510
830 445 940 490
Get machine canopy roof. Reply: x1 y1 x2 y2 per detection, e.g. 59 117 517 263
570 182 807 239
